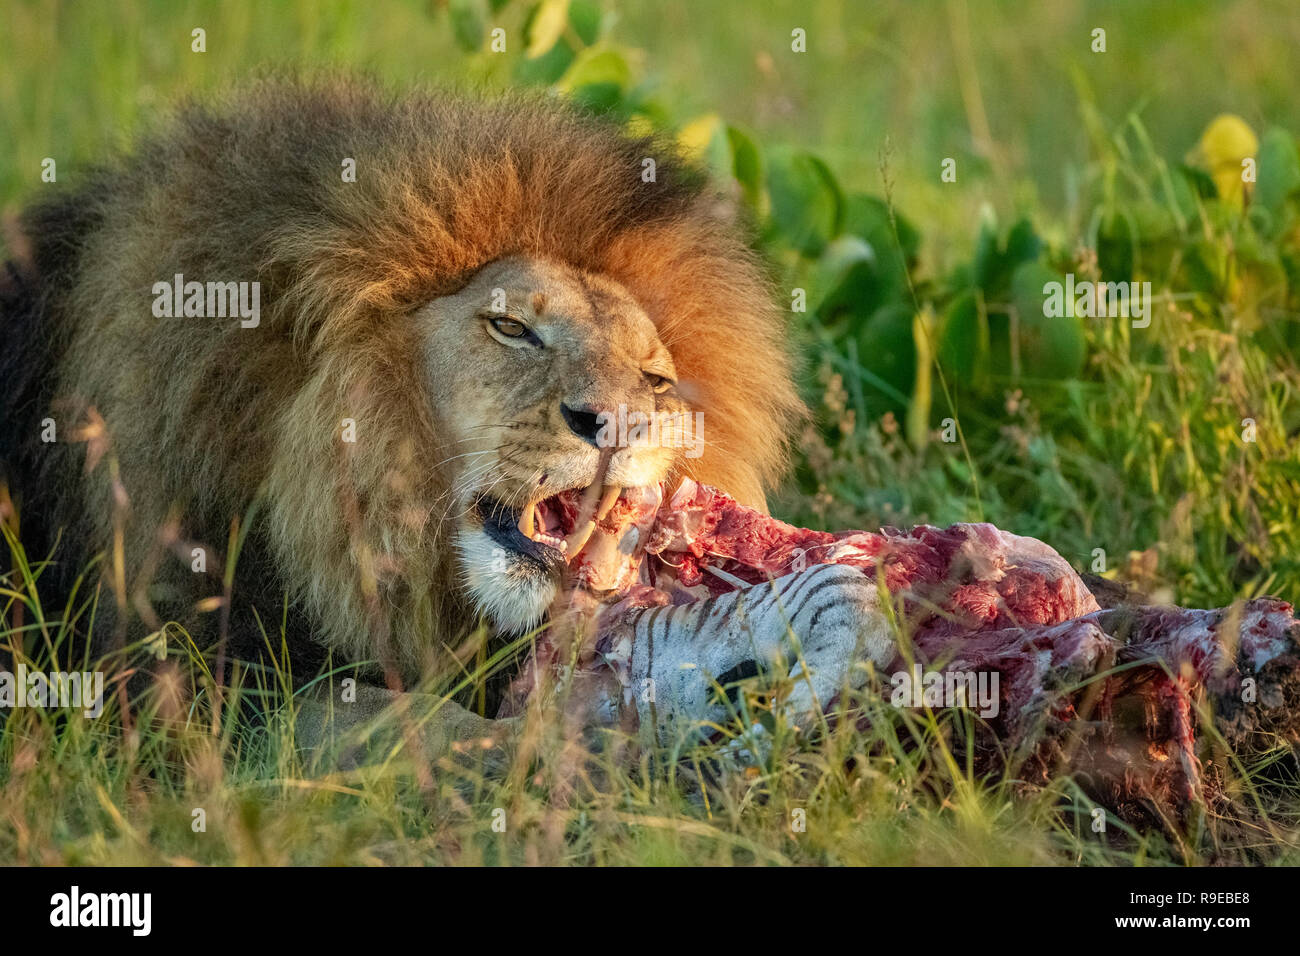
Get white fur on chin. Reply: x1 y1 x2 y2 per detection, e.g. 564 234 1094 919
455 528 557 632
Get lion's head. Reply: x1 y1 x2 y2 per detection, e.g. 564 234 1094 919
419 256 687 631
13 78 805 680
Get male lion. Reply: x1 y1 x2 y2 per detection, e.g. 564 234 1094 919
0 78 816 751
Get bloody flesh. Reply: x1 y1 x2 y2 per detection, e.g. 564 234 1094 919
513 478 1300 810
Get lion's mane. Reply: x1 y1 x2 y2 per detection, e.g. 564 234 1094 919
1 77 804 678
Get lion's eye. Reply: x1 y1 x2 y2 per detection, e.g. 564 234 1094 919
491 316 528 337
646 373 675 394
486 315 542 347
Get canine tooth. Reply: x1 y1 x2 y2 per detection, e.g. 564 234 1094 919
519 502 536 538
577 480 602 515
595 484 621 521
564 519 596 557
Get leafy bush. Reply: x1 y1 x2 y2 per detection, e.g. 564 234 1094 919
474 0 1300 608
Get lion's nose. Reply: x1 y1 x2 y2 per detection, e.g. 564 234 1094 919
560 402 605 446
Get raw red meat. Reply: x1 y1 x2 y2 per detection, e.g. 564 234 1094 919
507 477 1300 813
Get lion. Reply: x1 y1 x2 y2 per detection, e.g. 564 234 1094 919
0 77 805 746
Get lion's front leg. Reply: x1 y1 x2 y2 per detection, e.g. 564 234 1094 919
295 680 519 776
623 563 895 744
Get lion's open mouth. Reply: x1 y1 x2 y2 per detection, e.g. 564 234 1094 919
477 483 621 567
476 477 665 594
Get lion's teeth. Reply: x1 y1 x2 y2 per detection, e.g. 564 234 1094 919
518 502 536 539
533 531 566 552
577 480 602 514
564 519 596 558
595 484 621 521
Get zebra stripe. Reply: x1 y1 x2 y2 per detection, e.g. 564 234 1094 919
629 563 896 744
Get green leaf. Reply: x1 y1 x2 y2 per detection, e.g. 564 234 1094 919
514 41 572 85
972 204 1001 292
678 113 727 167
766 148 843 257
516 0 602 84
1177 162 1218 200
447 0 488 52
1182 239 1226 297
855 302 917 412
974 213 1042 297
812 235 877 332
1008 262 1087 382
680 119 765 212
1004 217 1043 267
515 40 574 84
844 194 919 260
1254 127 1300 236
839 194 917 310
1096 209 1136 283
556 47 631 111
567 0 601 44
937 290 989 387
1170 166 1207 221
726 124 764 211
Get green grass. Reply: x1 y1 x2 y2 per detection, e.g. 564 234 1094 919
4 527 1299 866
4 0 1300 865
